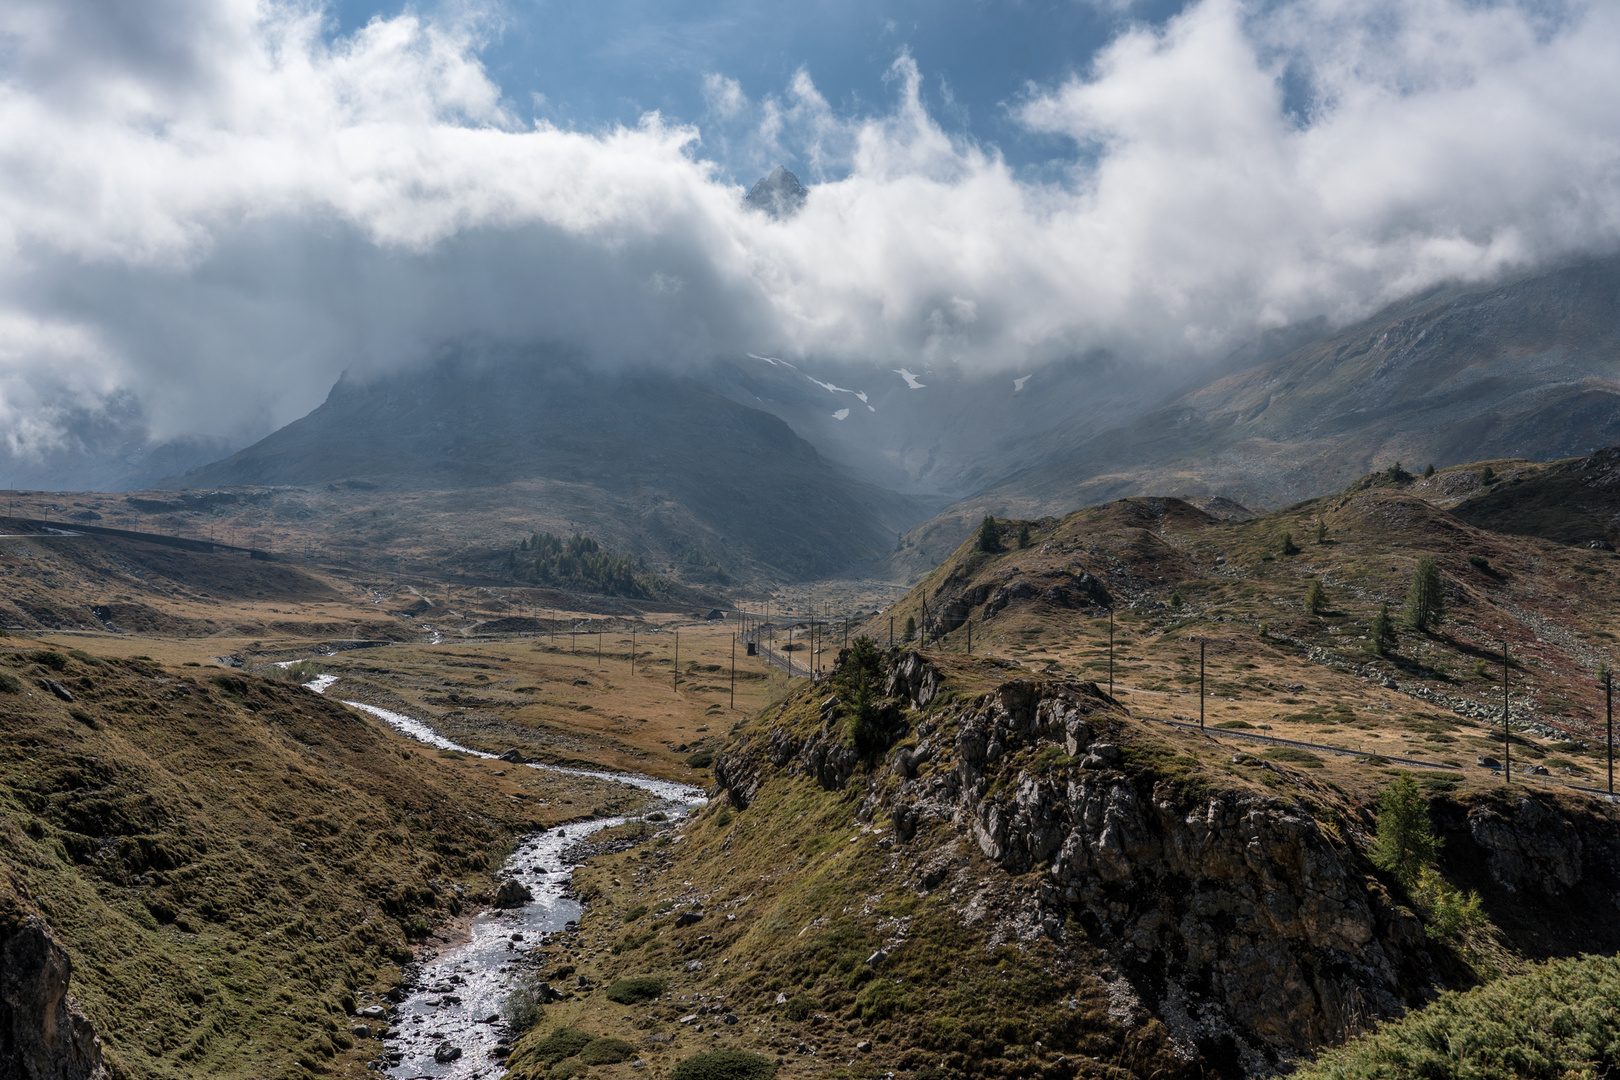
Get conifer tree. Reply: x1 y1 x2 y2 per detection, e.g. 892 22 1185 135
902 615 916 643
1017 524 1032 549
1279 531 1300 556
1305 576 1326 615
1370 773 1441 887
1371 602 1397 655
976 515 1003 553
1315 519 1328 544
1404 557 1445 632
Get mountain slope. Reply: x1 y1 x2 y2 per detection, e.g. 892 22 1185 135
883 257 1620 576
171 356 933 582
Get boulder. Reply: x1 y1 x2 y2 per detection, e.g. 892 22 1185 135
0 915 109 1080
434 1043 462 1064
494 879 533 908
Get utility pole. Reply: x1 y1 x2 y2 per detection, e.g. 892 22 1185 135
922 599 929 648
966 619 972 655
630 626 635 675
1108 608 1115 698
1503 641 1511 783
1607 666 1613 796
889 616 894 648
597 627 602 668
674 631 679 692
730 633 736 709
1199 639 1205 730
787 625 794 676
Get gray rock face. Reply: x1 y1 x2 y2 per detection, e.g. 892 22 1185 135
714 660 1428 1072
0 915 109 1080
744 167 808 219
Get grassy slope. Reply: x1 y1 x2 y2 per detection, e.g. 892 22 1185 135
0 637 647 1080
500 669 1192 1080
868 465 1620 791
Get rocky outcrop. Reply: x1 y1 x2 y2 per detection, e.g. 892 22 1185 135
714 654 1429 1075
0 915 109 1080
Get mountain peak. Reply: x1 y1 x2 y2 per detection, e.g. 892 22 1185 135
744 166 807 219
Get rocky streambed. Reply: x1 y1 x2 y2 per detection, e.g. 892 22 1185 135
304 682 705 1079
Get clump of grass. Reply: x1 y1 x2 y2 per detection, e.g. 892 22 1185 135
669 1051 779 1080
782 994 816 1021
686 749 715 769
604 976 666 1004
1263 747 1324 768
578 1037 634 1064
529 1026 595 1065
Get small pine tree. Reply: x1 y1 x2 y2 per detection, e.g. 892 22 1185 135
1279 531 1300 556
1305 577 1327 615
976 515 1003 554
1369 773 1441 887
1480 465 1496 484
1017 524 1032 549
1371 602 1397 655
1169 590 1184 609
1423 463 1435 477
1404 556 1445 632
1315 519 1328 544
1387 461 1408 481
902 615 916 643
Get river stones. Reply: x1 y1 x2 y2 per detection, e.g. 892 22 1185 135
434 1042 462 1063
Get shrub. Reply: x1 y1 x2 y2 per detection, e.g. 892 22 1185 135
579 1037 634 1065
30 650 70 671
685 749 714 769
0 671 20 694
1480 464 1497 484
623 905 648 922
501 980 546 1035
68 708 98 729
548 1061 586 1080
669 1051 779 1080
782 994 816 1021
531 1027 595 1065
1296 955 1620 1080
605 977 666 1005
1468 554 1490 570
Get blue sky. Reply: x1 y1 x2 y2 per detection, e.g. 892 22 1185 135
326 0 1188 181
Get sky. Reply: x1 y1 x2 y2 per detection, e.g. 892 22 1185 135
2 0 1619 459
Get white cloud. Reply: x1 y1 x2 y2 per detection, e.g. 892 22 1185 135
1 0 1618 458
701 72 747 119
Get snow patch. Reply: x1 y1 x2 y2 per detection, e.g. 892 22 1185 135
894 368 926 389
832 408 850 420
1013 375 1031 392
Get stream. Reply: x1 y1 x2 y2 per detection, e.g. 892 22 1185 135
304 682 706 1079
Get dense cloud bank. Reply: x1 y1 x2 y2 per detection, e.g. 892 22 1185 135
2 0 1618 456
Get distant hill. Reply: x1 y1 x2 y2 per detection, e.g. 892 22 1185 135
886 257 1620 579
171 354 934 583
